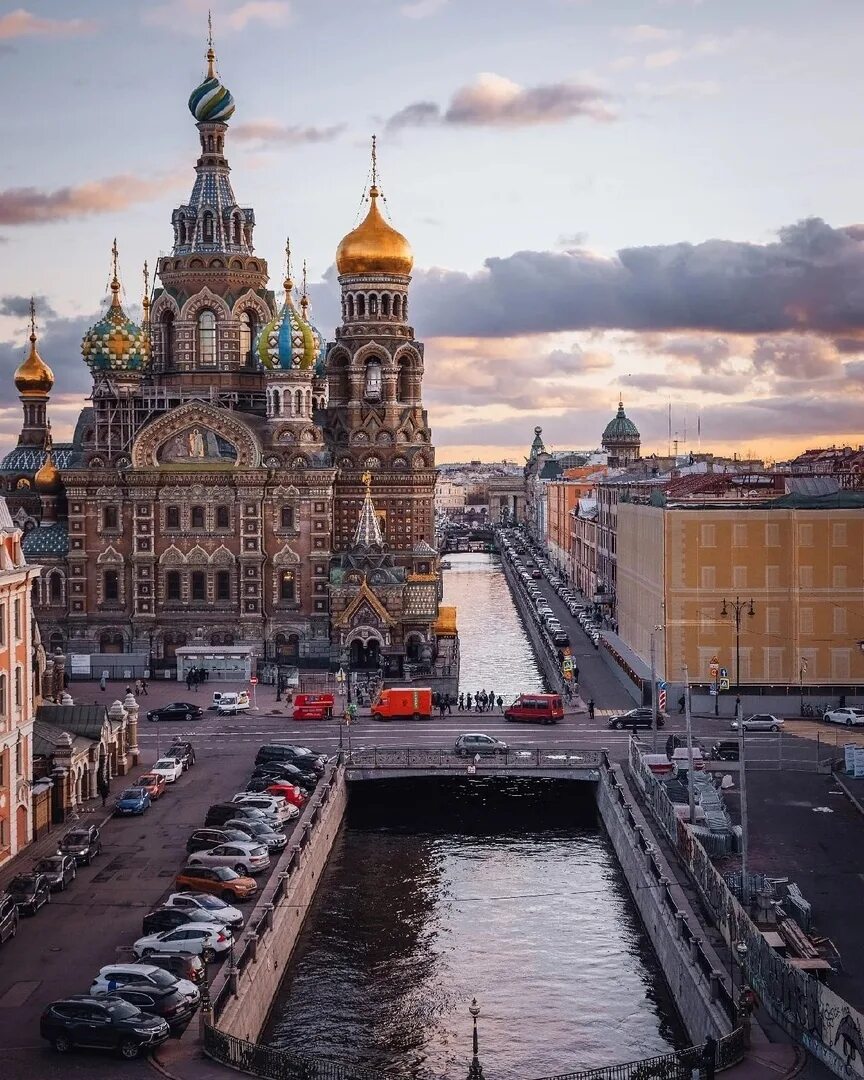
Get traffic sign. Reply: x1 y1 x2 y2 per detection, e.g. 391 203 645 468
562 658 573 673
658 680 667 690
720 668 728 679
719 678 730 691
709 688 718 696
658 688 667 713
711 655 719 664
709 664 719 677
250 677 258 685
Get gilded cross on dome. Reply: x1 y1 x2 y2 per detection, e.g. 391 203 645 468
362 470 373 492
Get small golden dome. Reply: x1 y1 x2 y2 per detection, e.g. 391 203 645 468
336 185 413 278
35 453 59 492
15 305 55 397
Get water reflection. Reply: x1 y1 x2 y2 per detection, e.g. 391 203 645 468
265 779 686 1079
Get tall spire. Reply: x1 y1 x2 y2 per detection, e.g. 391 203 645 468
353 471 385 548
142 260 151 338
206 9 216 78
300 259 309 319
14 296 54 398
370 133 378 196
284 236 294 296
109 237 122 309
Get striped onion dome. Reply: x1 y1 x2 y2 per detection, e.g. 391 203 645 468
256 277 323 372
188 46 235 124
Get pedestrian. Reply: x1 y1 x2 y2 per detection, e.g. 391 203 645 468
99 674 106 692
141 679 148 696
480 690 488 712
702 1036 717 1080
438 697 446 718
466 693 472 711
587 698 595 720
98 774 109 808
445 693 452 715
186 672 192 691
665 734 675 761
458 692 464 711
125 685 132 696
497 695 503 712
677 694 686 715
574 666 580 684
488 690 495 710
134 679 142 696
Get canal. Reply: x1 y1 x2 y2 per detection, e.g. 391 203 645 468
263 554 687 1078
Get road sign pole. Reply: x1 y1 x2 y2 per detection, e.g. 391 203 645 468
684 665 696 824
715 671 720 717
650 630 658 753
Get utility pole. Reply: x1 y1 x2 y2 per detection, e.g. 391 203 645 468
721 596 755 700
683 665 696 824
650 629 658 753
737 695 749 905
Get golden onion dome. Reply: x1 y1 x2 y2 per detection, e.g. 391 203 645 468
336 185 413 278
15 309 55 397
34 452 59 492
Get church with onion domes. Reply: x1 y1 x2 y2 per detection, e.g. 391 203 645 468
0 32 455 690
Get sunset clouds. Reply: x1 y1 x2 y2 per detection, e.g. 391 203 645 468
0 9 96 40
0 172 186 226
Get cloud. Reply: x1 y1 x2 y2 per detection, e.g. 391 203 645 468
387 72 615 131
407 218 864 340
644 48 685 68
231 120 345 147
635 80 720 97
0 170 186 225
0 295 55 319
616 24 681 43
750 334 840 380
143 0 290 33
226 1 291 28
0 310 98 400
400 0 449 17
0 9 96 39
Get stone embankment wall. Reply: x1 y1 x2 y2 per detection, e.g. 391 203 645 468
497 548 562 693
211 764 349 1043
595 756 734 1043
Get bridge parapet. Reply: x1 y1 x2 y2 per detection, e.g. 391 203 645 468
346 746 603 772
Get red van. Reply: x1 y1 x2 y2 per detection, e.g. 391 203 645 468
371 688 432 722
504 693 564 725
292 693 335 721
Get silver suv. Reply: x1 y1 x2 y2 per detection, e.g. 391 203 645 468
454 733 509 757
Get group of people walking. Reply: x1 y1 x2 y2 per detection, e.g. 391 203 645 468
458 691 504 713
185 667 209 691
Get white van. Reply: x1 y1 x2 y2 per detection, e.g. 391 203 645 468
215 691 251 716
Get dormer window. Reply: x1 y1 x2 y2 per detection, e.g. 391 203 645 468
202 211 214 243
198 310 217 365
364 358 382 401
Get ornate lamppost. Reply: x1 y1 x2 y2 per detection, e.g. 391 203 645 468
721 596 755 699
466 998 485 1080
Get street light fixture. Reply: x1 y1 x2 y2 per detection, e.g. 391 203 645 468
466 998 485 1080
650 624 664 753
721 597 755 701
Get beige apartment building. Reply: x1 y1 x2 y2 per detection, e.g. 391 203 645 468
617 497 864 692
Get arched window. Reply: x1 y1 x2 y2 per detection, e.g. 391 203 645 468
49 573 63 605
216 570 231 601
191 571 206 602
357 294 366 317
365 358 382 401
398 361 412 404
161 311 174 370
191 506 205 529
166 506 180 529
279 570 295 602
280 506 295 530
239 312 254 366
202 211 214 243
382 295 391 317
103 570 119 602
14 667 22 708
207 134 214 152
294 389 303 416
347 295 355 319
369 294 379 316
233 214 242 245
271 389 280 416
215 505 230 529
198 310 217 365
179 220 187 245
166 570 181 601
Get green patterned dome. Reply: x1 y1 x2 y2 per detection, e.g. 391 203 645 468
81 275 148 373
256 276 323 372
603 400 640 442
188 45 235 123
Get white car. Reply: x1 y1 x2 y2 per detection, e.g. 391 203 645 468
731 713 784 732
186 841 270 875
823 708 864 727
151 757 184 783
231 793 298 824
215 691 251 716
133 924 233 963
163 892 244 929
91 963 198 1002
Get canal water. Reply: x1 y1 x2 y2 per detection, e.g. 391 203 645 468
263 553 687 1078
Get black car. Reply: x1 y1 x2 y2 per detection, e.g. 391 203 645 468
204 803 272 829
251 761 316 790
223 817 288 850
186 827 250 854
0 894 18 944
166 741 196 769
6 872 51 914
144 952 206 986
34 854 77 892
711 740 740 762
59 825 102 865
40 995 170 1059
254 744 325 773
141 907 229 936
110 984 198 1033
146 702 203 724
607 708 666 730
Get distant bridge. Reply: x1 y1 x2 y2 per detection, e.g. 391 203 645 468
344 746 603 782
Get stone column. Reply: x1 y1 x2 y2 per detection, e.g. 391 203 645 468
123 692 140 767
108 700 128 776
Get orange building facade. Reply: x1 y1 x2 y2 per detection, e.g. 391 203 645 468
0 500 41 867
546 469 602 578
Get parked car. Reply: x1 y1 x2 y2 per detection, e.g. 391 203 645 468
0 894 19 943
186 840 270 875
108 983 198 1033
215 691 250 716
40 995 170 1059
6 872 51 915
250 780 307 808
504 693 564 725
223 817 288 850
166 741 196 770
133 924 234 963
175 864 257 902
731 714 784 732
607 708 666 730
186 827 251 854
454 733 509 756
823 707 864 727
59 825 102 865
711 740 740 762
141 907 227 936
143 952 206 986
230 793 297 825
251 761 316 790
204 803 275 830
34 854 77 892
146 702 203 724
162 891 244 929
114 787 151 816
132 772 167 800
254 744 325 772
151 757 184 784
91 963 198 1001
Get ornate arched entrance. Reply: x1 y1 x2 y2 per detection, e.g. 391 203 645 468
163 631 187 660
274 633 300 662
99 630 124 655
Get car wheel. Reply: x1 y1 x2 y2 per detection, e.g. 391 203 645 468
202 946 217 963
372 713 383 722
118 1039 141 1060
613 720 623 730
222 891 236 903
412 712 421 722
847 719 854 726
771 725 779 732
185 713 192 722
52 1034 73 1054
142 947 155 957
234 864 247 874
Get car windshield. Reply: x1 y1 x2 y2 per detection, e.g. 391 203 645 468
154 760 175 769
214 867 239 881
120 790 141 800
9 874 34 889
143 969 176 987
139 775 157 783
105 1000 141 1019
37 857 61 871
64 831 88 844
196 895 225 909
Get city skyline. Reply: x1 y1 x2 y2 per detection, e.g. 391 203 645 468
1 0 863 463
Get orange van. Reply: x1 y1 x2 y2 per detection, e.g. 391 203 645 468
504 693 564 725
371 688 433 722
292 693 335 721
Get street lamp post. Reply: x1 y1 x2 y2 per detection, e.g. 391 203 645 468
466 998 485 1080
721 596 755 701
650 624 664 753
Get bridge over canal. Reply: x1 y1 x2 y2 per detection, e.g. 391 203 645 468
344 746 604 781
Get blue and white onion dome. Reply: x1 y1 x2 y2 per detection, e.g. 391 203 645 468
81 269 148 373
188 45 235 123
256 275 323 372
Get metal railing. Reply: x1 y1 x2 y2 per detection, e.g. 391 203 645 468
203 1023 745 1080
345 747 604 769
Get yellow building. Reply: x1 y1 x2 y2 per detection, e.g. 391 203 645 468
617 496 864 692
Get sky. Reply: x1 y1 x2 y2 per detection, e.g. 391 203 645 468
1 0 863 463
